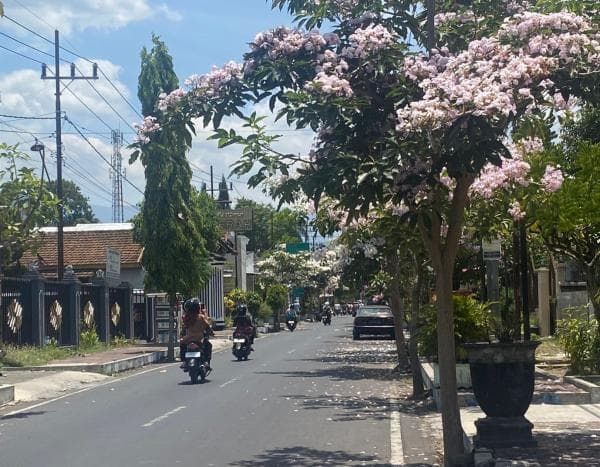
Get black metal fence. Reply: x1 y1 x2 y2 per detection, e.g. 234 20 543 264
0 270 154 347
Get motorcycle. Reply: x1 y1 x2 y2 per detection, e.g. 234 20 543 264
286 319 297 332
323 314 332 326
232 329 252 361
182 341 210 384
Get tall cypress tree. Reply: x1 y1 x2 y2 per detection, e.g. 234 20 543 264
133 35 213 360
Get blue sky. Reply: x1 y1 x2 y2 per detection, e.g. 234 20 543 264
0 1 311 221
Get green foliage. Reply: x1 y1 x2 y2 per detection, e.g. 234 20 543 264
0 343 74 367
235 198 305 253
79 327 100 351
110 335 134 347
0 143 57 269
258 301 273 323
265 283 288 314
46 179 98 226
134 36 214 299
417 295 492 362
225 288 262 317
557 310 600 374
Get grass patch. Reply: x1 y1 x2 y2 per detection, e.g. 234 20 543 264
1 344 77 367
536 336 566 360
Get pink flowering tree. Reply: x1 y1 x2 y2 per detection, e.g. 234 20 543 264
130 1 600 462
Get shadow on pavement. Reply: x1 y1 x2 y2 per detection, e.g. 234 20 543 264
281 393 391 422
228 445 389 466
2 410 47 420
256 365 397 381
494 429 600 466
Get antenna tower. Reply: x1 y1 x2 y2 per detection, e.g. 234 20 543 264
110 130 124 223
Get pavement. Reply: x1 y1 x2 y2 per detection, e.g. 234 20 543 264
0 317 442 466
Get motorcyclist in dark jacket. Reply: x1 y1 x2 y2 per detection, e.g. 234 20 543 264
233 304 256 347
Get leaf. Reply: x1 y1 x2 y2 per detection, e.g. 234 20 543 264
0 2 4 17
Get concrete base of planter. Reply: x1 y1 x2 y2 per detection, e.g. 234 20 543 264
0 384 15 405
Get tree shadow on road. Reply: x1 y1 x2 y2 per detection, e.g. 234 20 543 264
494 427 600 466
281 393 391 422
256 365 398 382
228 445 389 466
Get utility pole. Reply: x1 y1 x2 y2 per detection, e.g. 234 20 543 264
210 165 214 199
41 30 97 280
111 130 124 223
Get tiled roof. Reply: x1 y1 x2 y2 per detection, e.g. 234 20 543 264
21 224 143 269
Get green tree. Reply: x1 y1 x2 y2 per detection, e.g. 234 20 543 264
132 36 214 360
0 143 57 271
46 179 98 226
234 198 304 252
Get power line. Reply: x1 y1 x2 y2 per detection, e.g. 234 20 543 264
62 86 113 132
97 66 143 119
0 43 45 64
0 113 56 120
2 14 54 46
63 116 144 195
0 31 58 61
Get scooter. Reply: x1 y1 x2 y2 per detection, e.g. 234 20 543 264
182 341 210 384
232 329 252 361
286 320 297 332
323 314 332 326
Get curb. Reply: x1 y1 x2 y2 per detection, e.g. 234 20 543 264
0 384 14 406
1 350 168 375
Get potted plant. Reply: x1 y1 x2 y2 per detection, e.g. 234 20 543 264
417 295 491 389
464 321 540 448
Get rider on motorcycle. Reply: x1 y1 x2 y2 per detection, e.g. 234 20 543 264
233 304 256 348
286 305 298 323
180 298 213 370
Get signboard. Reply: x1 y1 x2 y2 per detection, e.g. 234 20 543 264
292 287 305 298
106 248 121 280
218 208 253 232
286 242 310 254
155 303 178 344
482 239 502 260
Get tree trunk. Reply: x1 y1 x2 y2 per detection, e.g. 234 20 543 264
388 251 410 370
512 228 522 339
409 263 425 398
435 269 464 466
167 294 177 362
584 264 600 321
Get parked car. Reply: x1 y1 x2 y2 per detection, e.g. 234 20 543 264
353 305 395 340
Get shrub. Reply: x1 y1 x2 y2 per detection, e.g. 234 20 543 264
225 289 262 317
417 295 492 362
557 308 599 374
80 327 100 351
258 301 272 324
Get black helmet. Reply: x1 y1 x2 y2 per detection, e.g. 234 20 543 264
183 298 201 314
236 303 248 315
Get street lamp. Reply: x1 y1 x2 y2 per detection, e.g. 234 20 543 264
30 140 64 280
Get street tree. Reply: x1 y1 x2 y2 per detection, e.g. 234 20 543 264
46 179 98 226
0 143 56 271
133 35 215 361
132 2 600 462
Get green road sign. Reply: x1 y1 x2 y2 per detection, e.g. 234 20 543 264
292 287 305 298
286 242 310 253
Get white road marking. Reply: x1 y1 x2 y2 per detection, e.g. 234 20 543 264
287 349 297 354
1 363 174 419
219 377 239 388
389 399 404 466
142 405 186 428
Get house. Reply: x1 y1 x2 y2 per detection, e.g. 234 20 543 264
21 223 145 288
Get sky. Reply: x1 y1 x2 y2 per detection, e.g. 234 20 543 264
0 0 315 222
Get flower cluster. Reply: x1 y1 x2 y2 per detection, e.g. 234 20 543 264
341 24 394 59
508 200 526 221
396 13 600 136
134 116 160 144
251 27 338 60
186 61 244 98
540 165 564 193
305 73 353 97
157 88 185 112
434 10 477 27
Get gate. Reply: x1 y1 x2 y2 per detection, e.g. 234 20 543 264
1 277 29 345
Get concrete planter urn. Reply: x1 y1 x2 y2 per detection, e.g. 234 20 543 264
464 341 540 448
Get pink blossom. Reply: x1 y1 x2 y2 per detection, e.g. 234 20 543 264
157 88 185 112
134 116 160 144
508 201 526 221
341 24 394 59
540 165 564 192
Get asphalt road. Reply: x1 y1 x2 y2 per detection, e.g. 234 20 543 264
0 317 400 466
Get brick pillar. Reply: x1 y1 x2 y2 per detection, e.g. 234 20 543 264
23 267 46 346
92 274 110 343
62 266 81 347
537 268 551 337
119 282 134 339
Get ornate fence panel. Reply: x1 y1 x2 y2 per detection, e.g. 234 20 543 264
133 290 148 341
80 283 101 337
1 277 30 345
108 286 127 338
44 281 68 345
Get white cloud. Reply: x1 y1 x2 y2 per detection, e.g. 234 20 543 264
1 0 181 36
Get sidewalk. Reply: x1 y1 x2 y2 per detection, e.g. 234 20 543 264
460 404 600 466
0 337 232 406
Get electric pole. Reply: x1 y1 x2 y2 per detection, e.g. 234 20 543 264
41 30 98 280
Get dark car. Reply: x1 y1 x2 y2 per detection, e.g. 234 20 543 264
353 305 395 340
